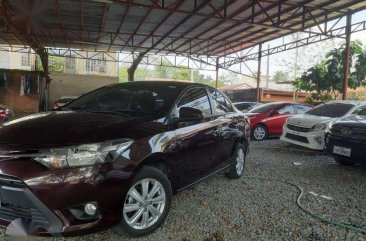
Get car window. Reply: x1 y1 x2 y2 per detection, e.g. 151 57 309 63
235 103 251 110
353 105 366 115
177 87 212 117
296 104 313 114
278 104 295 114
249 102 284 113
209 89 234 114
306 103 354 117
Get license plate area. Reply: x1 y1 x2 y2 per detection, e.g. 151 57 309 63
333 146 351 157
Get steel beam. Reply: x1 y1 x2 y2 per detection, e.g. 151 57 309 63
221 19 366 68
0 1 48 73
256 43 262 102
343 12 352 100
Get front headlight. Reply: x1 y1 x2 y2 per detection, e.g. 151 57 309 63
311 123 328 132
34 139 134 168
286 117 292 124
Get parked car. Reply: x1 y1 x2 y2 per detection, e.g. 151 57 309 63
324 104 366 165
234 102 262 113
0 104 12 123
0 81 249 236
54 96 78 108
281 100 366 150
246 102 313 141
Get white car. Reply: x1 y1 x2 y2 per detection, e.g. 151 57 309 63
280 100 366 150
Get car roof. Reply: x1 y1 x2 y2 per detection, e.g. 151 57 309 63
115 80 205 88
326 100 366 105
234 102 259 104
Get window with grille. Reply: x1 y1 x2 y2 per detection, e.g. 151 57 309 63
86 53 107 73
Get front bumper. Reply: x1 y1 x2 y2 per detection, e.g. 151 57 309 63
0 157 135 236
280 125 325 150
324 134 366 164
0 175 63 235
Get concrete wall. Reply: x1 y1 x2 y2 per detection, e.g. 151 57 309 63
49 73 118 107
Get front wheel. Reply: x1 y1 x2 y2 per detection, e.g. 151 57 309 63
227 145 246 179
252 124 268 141
114 166 172 237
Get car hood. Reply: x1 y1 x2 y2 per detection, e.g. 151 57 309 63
333 114 366 128
0 111 166 149
287 114 333 128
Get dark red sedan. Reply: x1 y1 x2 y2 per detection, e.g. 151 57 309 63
246 102 314 141
0 81 249 237
0 105 12 123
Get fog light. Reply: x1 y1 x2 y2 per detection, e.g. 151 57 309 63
84 203 97 216
314 136 323 145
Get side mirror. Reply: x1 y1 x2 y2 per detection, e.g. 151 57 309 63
270 110 280 116
179 107 204 120
173 107 204 128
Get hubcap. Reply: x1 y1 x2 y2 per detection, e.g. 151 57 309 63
123 178 166 230
254 126 266 140
236 148 245 175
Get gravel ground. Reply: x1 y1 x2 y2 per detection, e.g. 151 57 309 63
1 139 366 241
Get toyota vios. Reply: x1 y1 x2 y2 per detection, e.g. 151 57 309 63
0 81 249 236
281 101 366 150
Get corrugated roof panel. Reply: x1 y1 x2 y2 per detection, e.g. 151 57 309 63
0 0 365 56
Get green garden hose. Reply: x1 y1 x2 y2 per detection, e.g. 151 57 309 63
244 176 366 234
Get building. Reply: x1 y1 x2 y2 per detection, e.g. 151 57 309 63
0 46 119 114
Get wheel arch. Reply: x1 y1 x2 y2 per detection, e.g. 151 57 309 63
136 153 173 184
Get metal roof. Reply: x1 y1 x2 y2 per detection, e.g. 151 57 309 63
1 0 366 57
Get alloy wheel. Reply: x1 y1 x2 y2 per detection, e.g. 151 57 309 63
123 178 166 230
254 126 266 140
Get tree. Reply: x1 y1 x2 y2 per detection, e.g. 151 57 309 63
293 40 366 103
271 71 289 82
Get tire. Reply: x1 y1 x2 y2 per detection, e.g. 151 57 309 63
251 124 268 141
227 145 246 179
335 158 355 166
114 166 172 237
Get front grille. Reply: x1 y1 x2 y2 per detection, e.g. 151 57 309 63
287 124 311 132
0 203 47 222
331 125 366 139
0 175 53 232
285 133 309 143
0 174 26 188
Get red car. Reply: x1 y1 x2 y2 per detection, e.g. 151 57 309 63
246 102 314 141
0 105 12 123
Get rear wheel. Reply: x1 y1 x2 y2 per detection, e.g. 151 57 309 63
252 124 268 141
114 166 172 237
227 145 246 179
335 158 355 166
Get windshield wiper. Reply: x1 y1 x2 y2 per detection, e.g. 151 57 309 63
83 109 131 117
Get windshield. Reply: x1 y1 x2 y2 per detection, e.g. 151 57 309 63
58 97 76 104
305 103 354 118
248 103 284 113
65 83 182 117
353 105 366 115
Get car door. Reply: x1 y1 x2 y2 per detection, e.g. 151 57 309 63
169 87 222 190
270 104 296 134
208 88 239 166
